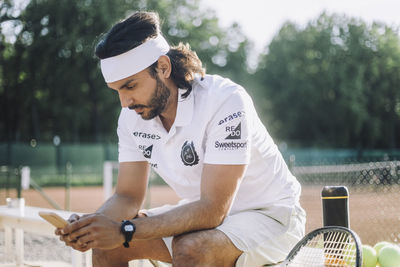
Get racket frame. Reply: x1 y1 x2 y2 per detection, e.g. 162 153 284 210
282 226 362 267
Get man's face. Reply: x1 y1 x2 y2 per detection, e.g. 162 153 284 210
107 68 171 120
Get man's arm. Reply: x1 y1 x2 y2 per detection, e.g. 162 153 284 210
57 161 149 251
130 163 246 239
63 163 245 250
96 161 150 220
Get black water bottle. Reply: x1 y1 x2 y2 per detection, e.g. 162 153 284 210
321 186 350 228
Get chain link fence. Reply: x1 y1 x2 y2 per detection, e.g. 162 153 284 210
291 160 400 246
1 144 400 249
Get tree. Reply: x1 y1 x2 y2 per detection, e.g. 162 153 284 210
255 13 400 149
0 0 251 143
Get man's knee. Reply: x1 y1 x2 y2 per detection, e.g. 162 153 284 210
172 230 242 266
172 235 208 265
92 248 126 266
92 248 105 260
92 248 113 263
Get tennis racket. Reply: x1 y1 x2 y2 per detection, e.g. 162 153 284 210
281 226 362 267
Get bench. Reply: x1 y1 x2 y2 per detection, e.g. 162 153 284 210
0 200 91 267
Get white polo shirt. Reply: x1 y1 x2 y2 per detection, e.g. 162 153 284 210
117 74 301 225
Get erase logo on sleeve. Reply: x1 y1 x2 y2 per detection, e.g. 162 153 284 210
218 111 245 125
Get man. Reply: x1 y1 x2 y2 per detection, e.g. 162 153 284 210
56 11 306 267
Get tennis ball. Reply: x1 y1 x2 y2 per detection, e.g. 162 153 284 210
374 241 392 256
378 245 400 267
362 245 378 267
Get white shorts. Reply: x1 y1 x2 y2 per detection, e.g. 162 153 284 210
142 203 306 267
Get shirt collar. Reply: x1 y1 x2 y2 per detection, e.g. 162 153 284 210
174 88 194 126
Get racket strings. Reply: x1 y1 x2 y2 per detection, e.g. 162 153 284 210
324 232 357 266
285 231 358 266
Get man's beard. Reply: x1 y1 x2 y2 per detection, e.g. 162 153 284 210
130 75 171 120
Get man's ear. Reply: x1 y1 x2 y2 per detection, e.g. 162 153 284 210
157 55 172 78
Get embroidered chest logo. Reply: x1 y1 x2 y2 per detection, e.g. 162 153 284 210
181 141 199 166
143 145 153 159
225 122 241 140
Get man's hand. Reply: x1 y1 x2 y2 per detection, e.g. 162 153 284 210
55 213 87 251
56 213 124 252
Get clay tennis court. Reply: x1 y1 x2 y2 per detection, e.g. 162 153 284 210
1 184 399 246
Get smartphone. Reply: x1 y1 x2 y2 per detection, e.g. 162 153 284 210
39 211 69 228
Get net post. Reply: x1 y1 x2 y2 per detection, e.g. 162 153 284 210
103 161 113 201
15 167 22 198
20 166 30 190
65 161 72 211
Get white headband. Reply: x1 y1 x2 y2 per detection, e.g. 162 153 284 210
100 35 170 83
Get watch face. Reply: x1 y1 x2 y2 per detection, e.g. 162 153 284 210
124 225 134 232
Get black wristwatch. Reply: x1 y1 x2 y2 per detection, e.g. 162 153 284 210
120 220 136 248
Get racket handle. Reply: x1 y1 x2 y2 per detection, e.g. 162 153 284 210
321 186 350 228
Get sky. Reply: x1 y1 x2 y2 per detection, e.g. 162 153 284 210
201 0 400 54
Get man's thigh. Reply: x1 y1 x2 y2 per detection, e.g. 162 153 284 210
220 207 305 266
142 204 305 266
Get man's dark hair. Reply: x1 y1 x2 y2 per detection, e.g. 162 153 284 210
95 11 205 98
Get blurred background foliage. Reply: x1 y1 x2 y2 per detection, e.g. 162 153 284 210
1 0 399 150
255 13 400 149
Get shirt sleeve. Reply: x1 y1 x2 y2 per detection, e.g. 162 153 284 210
117 109 146 162
203 90 253 165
